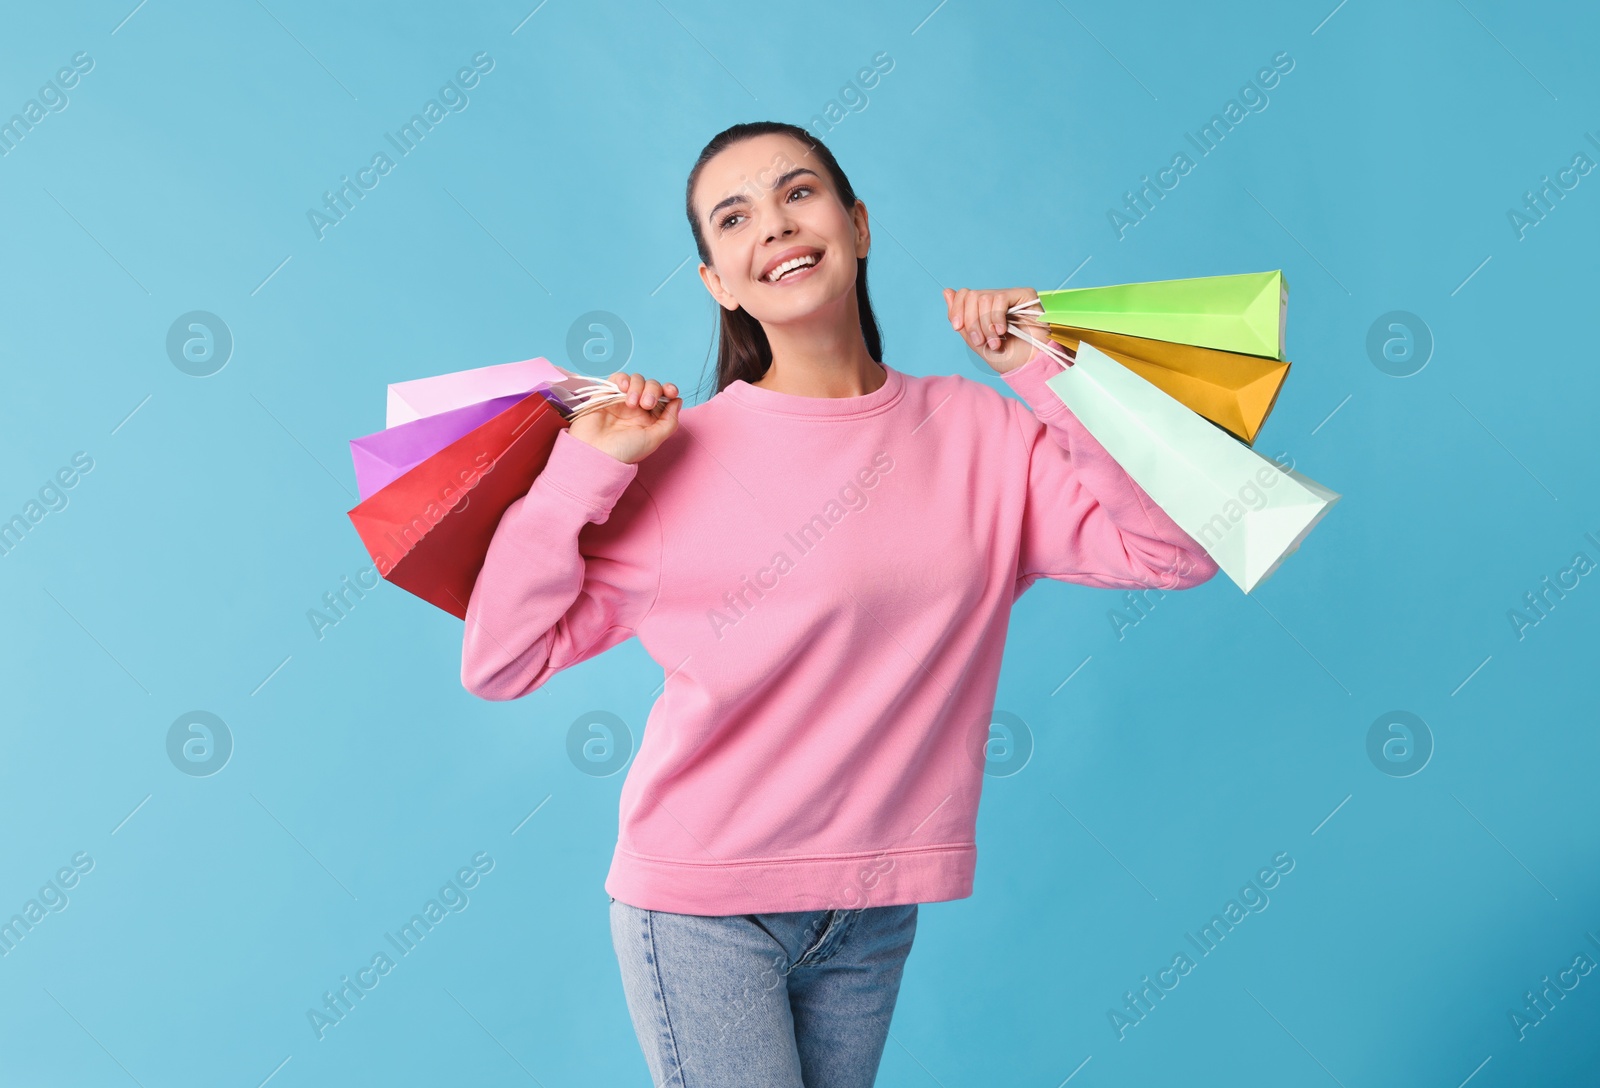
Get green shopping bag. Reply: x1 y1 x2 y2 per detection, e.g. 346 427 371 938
1043 342 1338 593
1025 270 1287 360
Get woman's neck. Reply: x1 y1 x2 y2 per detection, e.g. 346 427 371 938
752 306 883 399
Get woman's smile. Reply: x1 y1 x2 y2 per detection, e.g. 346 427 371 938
760 248 825 286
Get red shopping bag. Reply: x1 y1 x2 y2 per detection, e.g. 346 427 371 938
346 390 565 619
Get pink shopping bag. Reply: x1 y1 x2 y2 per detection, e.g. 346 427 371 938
385 357 568 428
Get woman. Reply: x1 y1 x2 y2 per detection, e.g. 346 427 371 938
462 121 1218 1086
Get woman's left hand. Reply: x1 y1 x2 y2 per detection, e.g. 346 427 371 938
942 286 1053 375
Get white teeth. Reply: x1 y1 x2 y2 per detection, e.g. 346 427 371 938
764 254 819 282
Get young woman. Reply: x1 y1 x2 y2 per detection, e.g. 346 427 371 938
462 121 1218 1087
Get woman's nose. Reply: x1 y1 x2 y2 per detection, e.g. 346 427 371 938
761 205 798 243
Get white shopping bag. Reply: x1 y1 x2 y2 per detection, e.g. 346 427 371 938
1044 342 1340 593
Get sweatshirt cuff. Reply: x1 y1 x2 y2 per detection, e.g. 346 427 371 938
999 345 1070 418
536 426 639 521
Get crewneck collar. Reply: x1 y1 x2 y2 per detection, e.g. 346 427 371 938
722 361 904 419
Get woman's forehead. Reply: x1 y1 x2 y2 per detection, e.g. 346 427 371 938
695 136 826 210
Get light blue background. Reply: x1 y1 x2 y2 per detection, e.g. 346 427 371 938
3 1 1597 1084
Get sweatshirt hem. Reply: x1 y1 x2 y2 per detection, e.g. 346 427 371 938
603 841 976 914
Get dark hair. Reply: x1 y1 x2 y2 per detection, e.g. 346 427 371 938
684 121 883 398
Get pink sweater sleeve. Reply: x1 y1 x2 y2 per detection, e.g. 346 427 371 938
999 345 1220 594
461 427 661 701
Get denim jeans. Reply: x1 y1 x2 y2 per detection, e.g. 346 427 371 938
609 896 918 1087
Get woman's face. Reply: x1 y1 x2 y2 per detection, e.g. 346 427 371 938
692 133 869 328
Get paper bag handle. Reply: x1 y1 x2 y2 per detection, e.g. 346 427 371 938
1000 295 1072 367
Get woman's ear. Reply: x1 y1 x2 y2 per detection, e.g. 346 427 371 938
697 262 741 312
852 200 871 259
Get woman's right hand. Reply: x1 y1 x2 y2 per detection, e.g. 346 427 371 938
567 372 682 465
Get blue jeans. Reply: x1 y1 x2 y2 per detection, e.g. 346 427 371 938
609 896 918 1087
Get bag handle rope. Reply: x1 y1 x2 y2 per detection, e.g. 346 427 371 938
1003 295 1073 367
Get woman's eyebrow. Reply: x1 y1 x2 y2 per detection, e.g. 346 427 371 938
706 167 821 223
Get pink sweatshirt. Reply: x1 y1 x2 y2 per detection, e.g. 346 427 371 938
461 345 1218 915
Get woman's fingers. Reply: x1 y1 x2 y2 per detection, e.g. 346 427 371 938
943 287 1049 352
963 291 985 350
1010 286 1041 326
642 392 682 449
980 291 1003 351
656 395 682 430
589 373 679 437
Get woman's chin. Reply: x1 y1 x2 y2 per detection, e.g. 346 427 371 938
745 280 854 324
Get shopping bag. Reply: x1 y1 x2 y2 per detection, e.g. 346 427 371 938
351 392 529 501
1019 271 1287 360
1041 342 1338 593
347 392 564 618
349 360 631 617
385 356 568 428
1043 325 1290 445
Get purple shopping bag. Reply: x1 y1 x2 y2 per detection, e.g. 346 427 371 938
350 392 531 501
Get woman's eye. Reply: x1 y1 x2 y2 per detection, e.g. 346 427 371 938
718 186 809 230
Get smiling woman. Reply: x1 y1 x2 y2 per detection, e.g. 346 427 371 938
685 123 884 398
461 119 1218 1088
